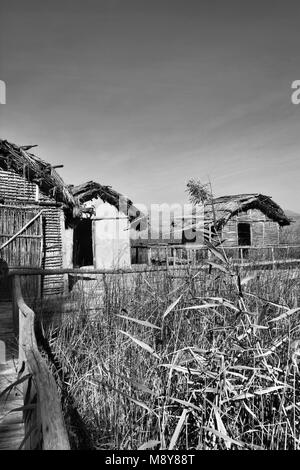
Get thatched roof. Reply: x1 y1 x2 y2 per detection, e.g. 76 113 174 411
0 139 75 207
205 193 291 228
69 181 143 224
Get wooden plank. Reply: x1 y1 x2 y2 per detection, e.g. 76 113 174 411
0 359 24 450
0 300 24 451
13 276 70 450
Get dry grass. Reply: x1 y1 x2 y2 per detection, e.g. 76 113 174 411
43 258 300 450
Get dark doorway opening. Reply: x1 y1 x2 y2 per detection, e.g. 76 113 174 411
73 219 93 267
238 223 251 258
238 223 251 246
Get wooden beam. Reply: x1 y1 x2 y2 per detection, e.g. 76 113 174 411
91 217 129 221
20 145 38 151
9 266 172 276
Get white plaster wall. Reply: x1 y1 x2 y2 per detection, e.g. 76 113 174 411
88 199 131 269
63 227 74 268
61 215 74 294
0 340 6 364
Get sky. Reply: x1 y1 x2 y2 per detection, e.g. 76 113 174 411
0 0 300 211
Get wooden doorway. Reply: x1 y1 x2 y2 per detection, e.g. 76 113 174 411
238 223 251 246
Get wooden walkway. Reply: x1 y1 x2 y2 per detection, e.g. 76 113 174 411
0 302 24 450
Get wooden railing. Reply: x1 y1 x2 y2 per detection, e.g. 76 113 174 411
12 275 70 450
131 244 300 267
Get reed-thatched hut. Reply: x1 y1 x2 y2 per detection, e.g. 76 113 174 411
204 193 291 247
179 193 291 249
0 139 76 297
67 181 141 269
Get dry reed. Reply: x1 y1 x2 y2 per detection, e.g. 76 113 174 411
42 257 300 450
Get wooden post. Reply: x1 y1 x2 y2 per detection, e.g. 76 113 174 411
147 247 151 265
165 247 169 271
158 247 161 265
38 213 43 298
12 275 20 336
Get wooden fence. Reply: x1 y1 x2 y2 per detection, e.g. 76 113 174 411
131 244 300 266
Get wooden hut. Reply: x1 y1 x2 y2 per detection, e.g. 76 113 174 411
176 193 293 262
0 139 77 298
68 181 142 269
203 193 291 247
